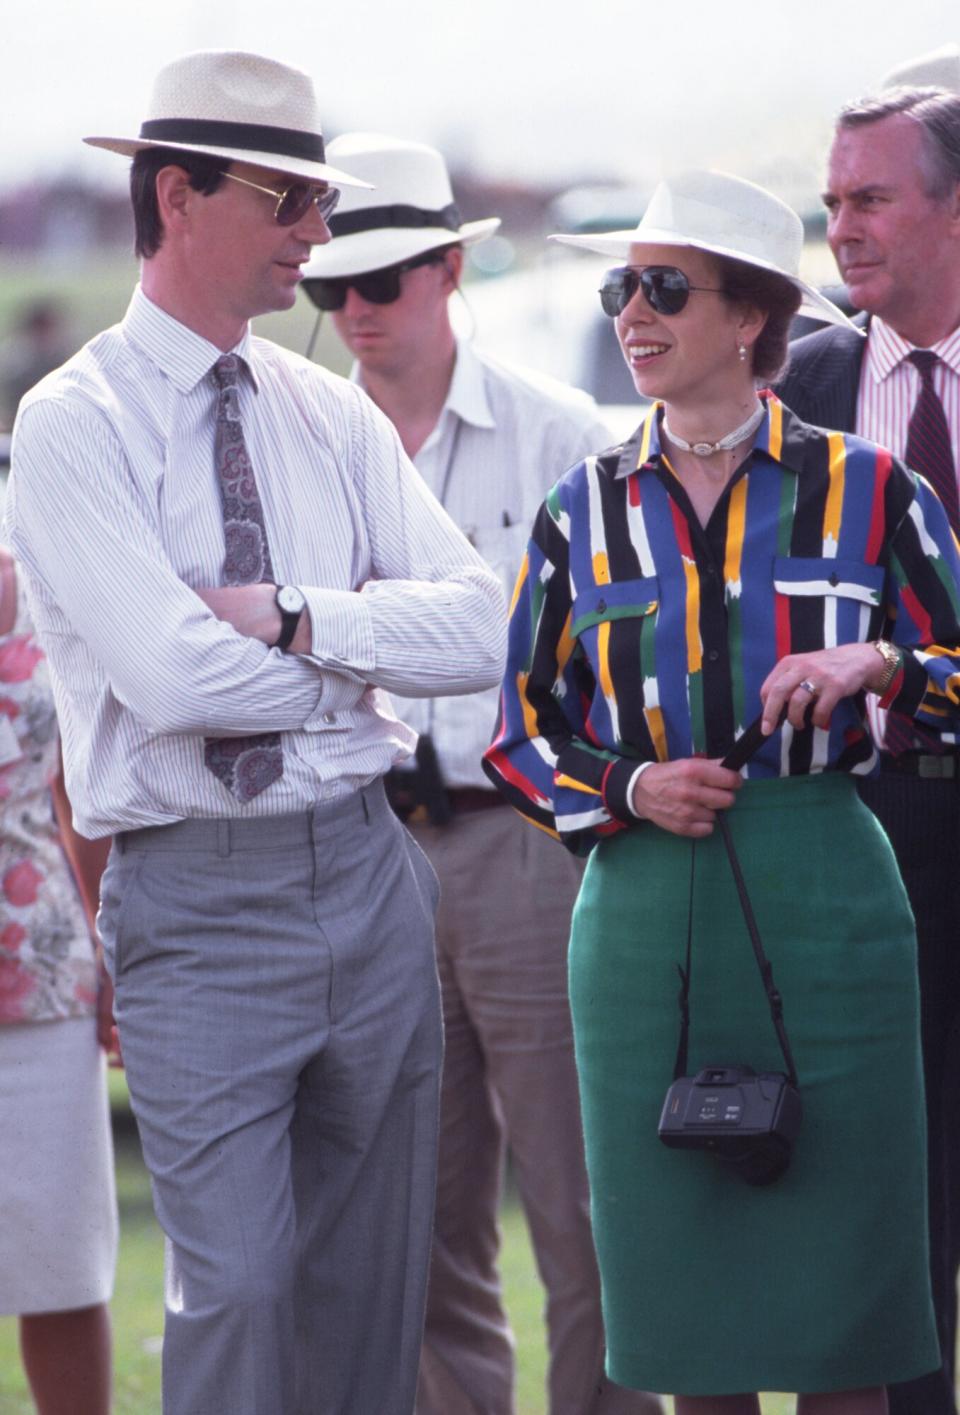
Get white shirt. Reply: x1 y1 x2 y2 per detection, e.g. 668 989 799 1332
856 315 960 468
6 288 505 836
360 340 612 788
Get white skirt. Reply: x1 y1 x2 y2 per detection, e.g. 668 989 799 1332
0 1016 118 1314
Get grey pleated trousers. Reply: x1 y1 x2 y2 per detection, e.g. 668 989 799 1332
99 782 443 1415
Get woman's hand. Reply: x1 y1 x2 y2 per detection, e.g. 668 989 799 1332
760 643 890 735
630 758 742 837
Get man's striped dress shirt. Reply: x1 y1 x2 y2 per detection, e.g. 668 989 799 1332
856 316 960 469
7 287 505 837
482 393 960 855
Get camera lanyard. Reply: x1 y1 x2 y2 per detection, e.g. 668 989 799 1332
672 714 800 1089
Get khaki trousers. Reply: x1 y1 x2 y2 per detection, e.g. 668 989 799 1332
412 804 662 1415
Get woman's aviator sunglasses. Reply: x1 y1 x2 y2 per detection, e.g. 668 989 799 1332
302 249 448 311
220 171 341 227
599 264 723 318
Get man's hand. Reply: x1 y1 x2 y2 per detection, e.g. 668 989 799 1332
630 758 742 837
196 585 312 654
760 642 890 735
96 960 123 1068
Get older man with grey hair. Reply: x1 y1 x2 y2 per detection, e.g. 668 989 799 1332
779 83 960 1415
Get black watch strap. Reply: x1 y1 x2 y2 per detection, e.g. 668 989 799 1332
274 587 305 651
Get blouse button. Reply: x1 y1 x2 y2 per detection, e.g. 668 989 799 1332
706 649 720 662
829 572 839 587
596 598 607 613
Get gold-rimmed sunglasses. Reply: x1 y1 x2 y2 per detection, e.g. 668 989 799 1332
220 171 340 227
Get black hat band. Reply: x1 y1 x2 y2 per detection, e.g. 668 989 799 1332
139 118 326 163
328 202 462 238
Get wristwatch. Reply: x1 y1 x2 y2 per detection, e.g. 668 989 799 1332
870 638 902 695
273 585 306 651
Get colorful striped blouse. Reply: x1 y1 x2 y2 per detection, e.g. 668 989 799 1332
482 393 960 854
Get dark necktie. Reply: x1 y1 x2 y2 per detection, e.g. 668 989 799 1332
203 354 284 802
885 350 958 756
905 349 959 532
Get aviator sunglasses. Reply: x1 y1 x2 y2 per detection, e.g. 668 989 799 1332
220 171 341 227
302 249 448 311
599 264 724 318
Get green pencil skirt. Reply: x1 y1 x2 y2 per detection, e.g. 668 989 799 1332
568 773 939 1396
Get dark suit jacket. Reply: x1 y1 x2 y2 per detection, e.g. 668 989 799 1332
775 316 869 434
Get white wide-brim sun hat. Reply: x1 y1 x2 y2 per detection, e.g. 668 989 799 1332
84 50 370 189
550 169 859 331
301 133 500 280
882 42 960 93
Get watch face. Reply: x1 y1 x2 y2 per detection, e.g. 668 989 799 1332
277 585 306 614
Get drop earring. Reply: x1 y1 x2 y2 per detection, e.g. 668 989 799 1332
738 342 747 363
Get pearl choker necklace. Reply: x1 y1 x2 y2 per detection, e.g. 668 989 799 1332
662 401 765 457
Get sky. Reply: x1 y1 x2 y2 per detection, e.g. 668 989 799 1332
6 0 957 208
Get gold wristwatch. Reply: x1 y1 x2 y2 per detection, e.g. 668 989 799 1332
870 639 902 695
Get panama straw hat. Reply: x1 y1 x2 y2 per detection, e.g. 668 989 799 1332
301 134 500 279
84 50 369 189
882 43 960 93
550 169 858 331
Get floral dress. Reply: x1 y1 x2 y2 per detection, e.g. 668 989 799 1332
0 594 96 1025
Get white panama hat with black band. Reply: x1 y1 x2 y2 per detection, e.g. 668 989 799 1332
84 50 370 189
550 168 859 332
301 133 501 280
882 43 960 93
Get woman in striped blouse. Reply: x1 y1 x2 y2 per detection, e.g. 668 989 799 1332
483 171 960 1412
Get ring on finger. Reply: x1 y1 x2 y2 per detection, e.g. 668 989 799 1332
798 678 819 696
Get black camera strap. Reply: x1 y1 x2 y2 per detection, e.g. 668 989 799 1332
672 714 800 1089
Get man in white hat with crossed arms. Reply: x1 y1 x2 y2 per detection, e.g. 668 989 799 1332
6 53 505 1415
302 134 661 1415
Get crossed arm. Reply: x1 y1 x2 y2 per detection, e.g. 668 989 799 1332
9 395 505 735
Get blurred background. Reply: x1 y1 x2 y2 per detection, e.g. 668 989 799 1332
1 0 953 446
0 5 953 1410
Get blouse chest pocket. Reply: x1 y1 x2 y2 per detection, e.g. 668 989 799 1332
772 557 885 638
571 577 660 679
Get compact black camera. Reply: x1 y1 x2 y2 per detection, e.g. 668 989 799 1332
658 1064 802 1187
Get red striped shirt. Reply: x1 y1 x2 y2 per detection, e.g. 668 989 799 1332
857 318 960 747
856 317 960 467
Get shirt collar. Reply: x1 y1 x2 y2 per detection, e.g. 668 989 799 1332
440 339 495 430
122 285 258 394
864 314 960 382
613 391 795 480
350 337 495 434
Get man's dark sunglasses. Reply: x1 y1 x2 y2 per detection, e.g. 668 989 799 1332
220 171 340 227
301 249 447 311
599 264 724 317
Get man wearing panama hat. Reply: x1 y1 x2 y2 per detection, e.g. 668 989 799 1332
6 52 505 1415
302 135 660 1415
